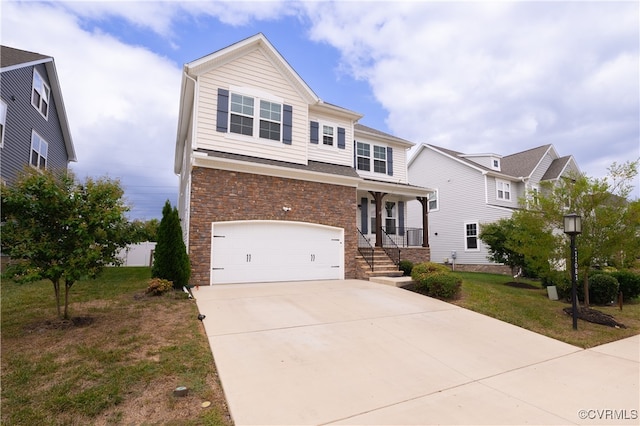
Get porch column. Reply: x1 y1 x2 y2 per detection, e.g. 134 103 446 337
417 196 430 248
369 191 386 247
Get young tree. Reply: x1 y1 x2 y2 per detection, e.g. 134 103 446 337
151 200 191 289
527 160 640 306
1 169 133 319
479 218 526 277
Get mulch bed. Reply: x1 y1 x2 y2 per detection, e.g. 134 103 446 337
505 281 541 290
562 307 627 328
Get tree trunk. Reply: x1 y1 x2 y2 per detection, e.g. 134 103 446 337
583 273 590 307
52 279 61 318
63 279 74 320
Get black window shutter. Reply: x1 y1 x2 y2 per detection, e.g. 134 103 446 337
337 127 346 149
283 104 292 145
387 147 394 176
353 140 357 168
360 197 369 234
216 88 229 133
310 121 319 144
398 201 405 236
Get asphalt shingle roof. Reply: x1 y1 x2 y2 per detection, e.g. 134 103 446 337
541 156 571 180
501 144 552 178
1 45 50 69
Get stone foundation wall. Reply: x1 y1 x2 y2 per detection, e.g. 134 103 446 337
188 167 357 286
446 263 512 275
400 247 431 265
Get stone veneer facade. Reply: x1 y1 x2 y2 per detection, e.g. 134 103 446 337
188 166 358 286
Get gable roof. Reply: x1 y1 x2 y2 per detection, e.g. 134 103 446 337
355 123 414 148
541 156 573 180
1 45 77 163
0 45 50 70
500 144 555 178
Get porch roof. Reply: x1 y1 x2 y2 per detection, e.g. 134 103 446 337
358 178 434 199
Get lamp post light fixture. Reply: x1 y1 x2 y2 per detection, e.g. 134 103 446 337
563 213 582 330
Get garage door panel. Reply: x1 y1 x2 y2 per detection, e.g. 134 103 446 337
211 221 344 284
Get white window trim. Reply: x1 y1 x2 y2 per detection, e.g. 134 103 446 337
319 121 338 149
496 179 512 202
0 99 7 148
464 221 480 251
31 69 50 119
428 189 439 212
356 140 389 175
227 88 283 143
30 130 48 170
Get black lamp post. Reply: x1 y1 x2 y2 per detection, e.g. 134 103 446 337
563 213 582 330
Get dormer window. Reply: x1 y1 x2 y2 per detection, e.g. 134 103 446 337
492 158 500 170
32 69 50 119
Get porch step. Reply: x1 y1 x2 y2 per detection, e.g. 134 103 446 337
356 248 404 278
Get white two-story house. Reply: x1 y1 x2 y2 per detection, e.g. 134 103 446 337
175 34 432 286
407 143 580 272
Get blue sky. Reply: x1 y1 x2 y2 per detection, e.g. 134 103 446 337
2 1 639 219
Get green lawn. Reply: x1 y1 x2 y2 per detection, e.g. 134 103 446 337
1 267 231 425
451 272 640 348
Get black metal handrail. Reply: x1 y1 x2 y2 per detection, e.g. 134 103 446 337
382 227 424 248
357 228 374 270
381 227 401 266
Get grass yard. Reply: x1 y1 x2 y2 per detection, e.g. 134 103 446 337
450 272 640 348
1 267 232 425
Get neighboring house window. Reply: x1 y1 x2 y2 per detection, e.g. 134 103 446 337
428 190 438 211
492 159 500 170
322 125 334 146
465 222 479 250
357 142 370 171
373 146 387 173
32 69 50 119
530 185 539 205
0 99 6 148
259 100 281 141
30 130 48 170
497 180 511 201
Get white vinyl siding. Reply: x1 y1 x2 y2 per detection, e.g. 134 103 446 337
196 49 308 165
408 147 511 265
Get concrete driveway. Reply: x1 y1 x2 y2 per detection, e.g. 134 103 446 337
194 279 639 425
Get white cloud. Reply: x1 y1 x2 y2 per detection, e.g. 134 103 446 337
2 2 182 218
302 1 639 195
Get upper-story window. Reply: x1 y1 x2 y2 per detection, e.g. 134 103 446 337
356 142 393 175
228 92 282 142
0 99 7 148
373 146 387 173
30 130 48 170
322 125 334 146
356 142 370 171
32 70 50 119
259 100 282 141
496 180 511 201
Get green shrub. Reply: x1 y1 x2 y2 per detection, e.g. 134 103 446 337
588 274 619 305
423 272 462 300
553 275 573 301
145 278 173 296
399 260 414 276
609 270 640 301
411 262 451 283
152 200 191 289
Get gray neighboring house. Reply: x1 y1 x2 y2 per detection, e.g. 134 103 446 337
1 45 76 185
407 143 580 272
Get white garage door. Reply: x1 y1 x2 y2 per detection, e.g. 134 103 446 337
210 220 344 284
